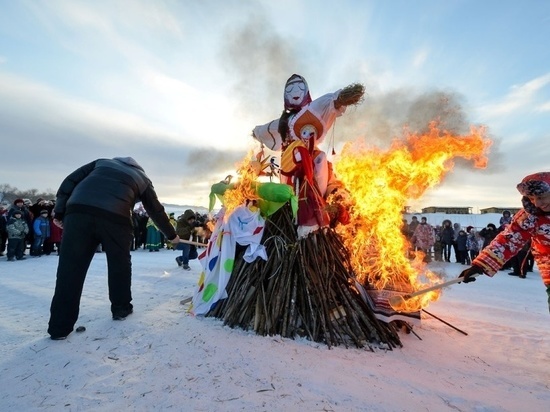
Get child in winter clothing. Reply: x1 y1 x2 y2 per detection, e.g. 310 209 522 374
466 229 480 264
459 172 550 315
32 210 51 256
6 210 29 261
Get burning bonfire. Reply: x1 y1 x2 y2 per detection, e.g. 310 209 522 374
334 124 491 317
190 75 492 349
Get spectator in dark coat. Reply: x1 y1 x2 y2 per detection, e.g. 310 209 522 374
479 223 498 249
47 157 180 340
440 219 454 262
455 230 469 264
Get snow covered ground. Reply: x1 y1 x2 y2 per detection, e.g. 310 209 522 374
0 246 548 411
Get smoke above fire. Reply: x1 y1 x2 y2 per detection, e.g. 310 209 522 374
218 13 302 118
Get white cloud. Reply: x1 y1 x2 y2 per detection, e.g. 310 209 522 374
536 101 550 112
25 0 185 68
134 68 253 150
478 72 550 117
412 48 429 69
0 72 177 144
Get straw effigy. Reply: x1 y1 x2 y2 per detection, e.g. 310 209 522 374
207 203 402 350
334 83 365 109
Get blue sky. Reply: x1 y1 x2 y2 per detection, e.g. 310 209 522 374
1 0 549 211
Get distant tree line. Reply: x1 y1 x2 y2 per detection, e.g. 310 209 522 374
0 183 56 205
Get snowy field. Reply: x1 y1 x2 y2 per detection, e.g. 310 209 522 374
0 246 548 411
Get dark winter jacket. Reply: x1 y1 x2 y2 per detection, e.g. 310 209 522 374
54 157 176 240
479 224 498 248
176 209 196 240
440 220 454 244
456 231 468 252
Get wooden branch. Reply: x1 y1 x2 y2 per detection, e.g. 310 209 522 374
178 239 208 247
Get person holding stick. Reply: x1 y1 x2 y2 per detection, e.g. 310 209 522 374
48 157 180 340
175 209 199 270
458 172 550 313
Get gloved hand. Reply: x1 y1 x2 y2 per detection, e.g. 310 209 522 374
458 265 484 283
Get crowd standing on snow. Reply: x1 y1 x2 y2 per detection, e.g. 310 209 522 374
0 197 211 263
0 198 62 261
402 211 534 278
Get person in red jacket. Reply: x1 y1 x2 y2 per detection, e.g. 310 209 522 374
459 172 550 313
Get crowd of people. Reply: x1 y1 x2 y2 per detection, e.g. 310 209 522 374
0 198 62 261
403 211 534 278
0 197 211 265
1 195 534 279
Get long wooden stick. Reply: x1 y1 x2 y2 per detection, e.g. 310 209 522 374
422 309 468 336
404 273 482 299
388 273 482 308
178 239 208 247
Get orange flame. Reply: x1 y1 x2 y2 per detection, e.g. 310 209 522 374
222 154 261 217
333 123 491 311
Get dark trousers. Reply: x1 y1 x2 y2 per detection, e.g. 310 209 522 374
0 230 7 253
48 213 134 337
442 243 452 261
456 250 468 264
7 237 25 259
512 249 530 275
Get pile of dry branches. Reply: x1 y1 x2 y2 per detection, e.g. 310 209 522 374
207 204 402 349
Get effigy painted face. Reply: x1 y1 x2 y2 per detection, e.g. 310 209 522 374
284 74 312 111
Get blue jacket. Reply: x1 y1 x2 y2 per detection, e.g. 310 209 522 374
33 216 51 238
